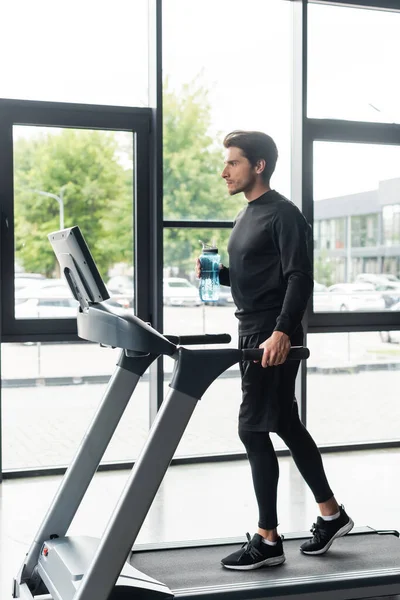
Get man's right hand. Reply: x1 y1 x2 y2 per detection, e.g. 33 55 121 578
195 258 201 279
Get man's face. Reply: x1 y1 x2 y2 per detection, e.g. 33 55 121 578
221 146 257 196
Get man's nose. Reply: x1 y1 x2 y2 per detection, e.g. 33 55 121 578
221 166 228 178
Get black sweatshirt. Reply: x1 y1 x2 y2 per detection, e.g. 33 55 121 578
219 190 313 336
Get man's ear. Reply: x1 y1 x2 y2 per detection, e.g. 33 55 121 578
256 159 266 175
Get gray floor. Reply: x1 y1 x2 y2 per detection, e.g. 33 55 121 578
1 448 400 599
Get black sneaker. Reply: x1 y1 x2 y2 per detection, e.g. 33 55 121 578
221 533 285 570
300 505 354 555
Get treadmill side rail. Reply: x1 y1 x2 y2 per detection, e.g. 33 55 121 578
15 365 143 589
72 388 199 600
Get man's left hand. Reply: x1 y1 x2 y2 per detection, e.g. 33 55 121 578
259 331 291 368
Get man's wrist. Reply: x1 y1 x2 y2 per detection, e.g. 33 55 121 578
272 330 289 340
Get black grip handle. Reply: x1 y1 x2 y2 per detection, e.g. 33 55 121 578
165 333 231 345
242 346 310 362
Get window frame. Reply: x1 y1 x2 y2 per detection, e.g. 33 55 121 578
303 119 400 331
0 98 151 342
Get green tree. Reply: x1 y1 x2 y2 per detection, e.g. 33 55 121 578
314 249 336 287
14 129 131 277
13 78 242 281
163 77 244 276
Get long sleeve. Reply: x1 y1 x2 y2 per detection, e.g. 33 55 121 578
219 266 231 286
273 207 314 336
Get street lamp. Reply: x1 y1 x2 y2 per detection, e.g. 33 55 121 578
33 187 65 230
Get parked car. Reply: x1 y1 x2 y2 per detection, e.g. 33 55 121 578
107 275 133 297
15 280 70 304
312 281 332 312
106 275 134 308
14 272 47 291
327 283 386 312
163 277 201 307
379 301 400 343
15 280 131 318
204 285 234 306
355 273 400 285
374 282 400 309
15 272 46 281
15 285 79 319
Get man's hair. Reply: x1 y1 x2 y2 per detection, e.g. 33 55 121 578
223 130 278 183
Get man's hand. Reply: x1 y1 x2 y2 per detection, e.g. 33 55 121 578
195 259 224 279
259 331 291 368
195 258 201 279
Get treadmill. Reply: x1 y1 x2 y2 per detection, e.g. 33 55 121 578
13 226 400 600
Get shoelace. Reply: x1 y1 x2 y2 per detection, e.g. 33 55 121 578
239 532 263 560
310 522 321 542
310 521 332 543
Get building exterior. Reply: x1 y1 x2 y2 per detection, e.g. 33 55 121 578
314 177 400 284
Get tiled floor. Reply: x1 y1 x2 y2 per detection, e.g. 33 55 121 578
1 448 399 599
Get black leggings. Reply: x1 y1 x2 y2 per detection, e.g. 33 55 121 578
239 403 333 530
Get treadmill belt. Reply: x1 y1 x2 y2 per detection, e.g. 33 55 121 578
130 532 400 595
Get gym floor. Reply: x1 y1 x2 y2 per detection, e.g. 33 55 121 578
1 448 399 599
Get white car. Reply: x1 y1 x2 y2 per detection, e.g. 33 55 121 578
204 285 234 306
355 273 400 285
15 273 50 292
379 301 400 343
374 282 400 309
106 275 134 307
313 281 332 312
15 285 79 319
163 278 201 307
327 283 386 312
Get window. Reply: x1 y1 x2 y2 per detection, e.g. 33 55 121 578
313 142 400 309
316 218 346 251
308 4 400 124
307 332 400 445
0 0 149 106
1 343 150 470
351 214 379 248
162 0 292 220
161 0 293 454
163 227 244 456
1 107 150 472
13 125 135 320
383 204 400 246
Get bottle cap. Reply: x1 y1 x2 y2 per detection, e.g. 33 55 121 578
199 240 218 253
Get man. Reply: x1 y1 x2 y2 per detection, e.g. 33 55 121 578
197 130 353 570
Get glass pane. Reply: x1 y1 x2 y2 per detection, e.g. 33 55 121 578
13 125 134 318
0 0 149 106
308 4 400 123
162 0 292 219
307 332 400 445
1 342 149 469
313 142 400 313
163 227 287 456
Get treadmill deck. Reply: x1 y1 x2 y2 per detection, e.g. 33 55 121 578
130 528 400 599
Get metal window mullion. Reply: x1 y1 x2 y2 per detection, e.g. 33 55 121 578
311 0 400 12
308 118 400 145
292 0 308 425
148 0 164 423
163 220 233 228
135 122 152 321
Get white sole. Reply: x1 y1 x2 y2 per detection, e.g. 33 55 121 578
301 518 355 555
222 553 286 570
